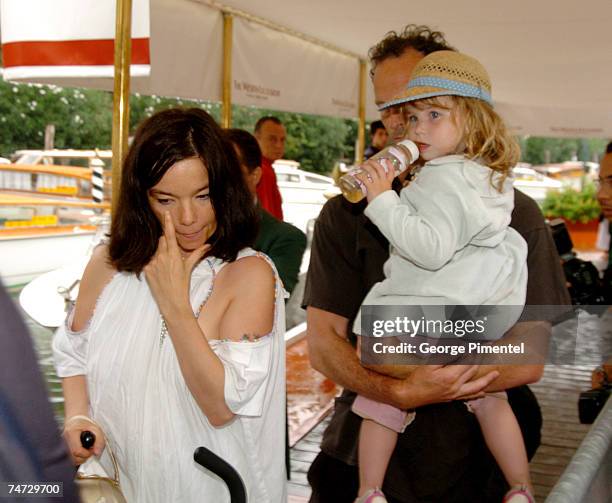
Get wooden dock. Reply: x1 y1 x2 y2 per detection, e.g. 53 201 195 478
528 365 594 501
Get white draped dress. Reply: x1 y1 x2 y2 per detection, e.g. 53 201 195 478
53 248 287 502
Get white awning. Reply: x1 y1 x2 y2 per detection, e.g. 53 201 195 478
0 0 150 79
1 0 611 137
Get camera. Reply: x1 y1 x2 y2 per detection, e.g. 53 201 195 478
578 366 611 424
548 218 611 308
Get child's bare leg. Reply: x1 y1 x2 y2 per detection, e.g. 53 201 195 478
470 395 532 490
357 418 398 497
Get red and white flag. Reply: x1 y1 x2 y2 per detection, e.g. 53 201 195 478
1 0 150 80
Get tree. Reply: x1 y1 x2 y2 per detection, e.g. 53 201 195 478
1 77 608 174
231 105 355 174
0 80 114 156
521 137 608 165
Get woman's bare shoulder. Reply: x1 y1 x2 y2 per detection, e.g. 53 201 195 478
222 255 275 292
215 255 276 340
71 244 117 331
83 244 116 285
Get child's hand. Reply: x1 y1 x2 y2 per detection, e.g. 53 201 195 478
353 158 395 203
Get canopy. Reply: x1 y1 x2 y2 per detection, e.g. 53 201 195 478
2 0 611 137
1 0 150 79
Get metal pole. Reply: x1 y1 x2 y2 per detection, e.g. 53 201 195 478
356 60 366 163
221 13 233 128
111 0 132 215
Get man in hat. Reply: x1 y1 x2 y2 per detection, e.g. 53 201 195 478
303 25 570 502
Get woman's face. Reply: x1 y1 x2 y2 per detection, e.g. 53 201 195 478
148 157 217 255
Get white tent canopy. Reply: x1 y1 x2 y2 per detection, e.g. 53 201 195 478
2 0 611 137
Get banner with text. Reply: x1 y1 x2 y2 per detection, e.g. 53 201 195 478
358 305 610 365
232 16 360 119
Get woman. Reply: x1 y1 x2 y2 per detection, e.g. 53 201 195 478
53 108 286 502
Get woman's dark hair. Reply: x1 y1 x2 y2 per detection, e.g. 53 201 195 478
225 129 262 173
109 107 258 273
369 120 385 136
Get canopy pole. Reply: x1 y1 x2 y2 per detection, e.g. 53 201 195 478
356 60 366 163
221 13 233 128
111 0 132 215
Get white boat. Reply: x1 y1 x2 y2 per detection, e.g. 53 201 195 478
512 165 563 204
0 150 110 287
273 159 339 233
18 253 89 327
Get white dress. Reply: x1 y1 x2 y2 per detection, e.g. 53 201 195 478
53 248 287 503
354 155 528 340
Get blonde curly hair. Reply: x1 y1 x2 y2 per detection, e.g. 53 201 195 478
407 96 519 192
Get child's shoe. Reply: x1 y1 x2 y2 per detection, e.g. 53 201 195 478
355 488 388 503
503 484 535 503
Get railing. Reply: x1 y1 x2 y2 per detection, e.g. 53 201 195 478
545 397 612 502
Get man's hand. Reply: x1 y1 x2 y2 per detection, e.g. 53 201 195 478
307 307 499 410
390 364 499 409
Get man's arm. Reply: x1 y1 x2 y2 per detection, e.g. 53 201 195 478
471 321 549 391
307 306 499 409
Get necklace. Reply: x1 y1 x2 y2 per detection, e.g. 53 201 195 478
160 317 169 348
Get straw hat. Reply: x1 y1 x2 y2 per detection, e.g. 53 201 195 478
379 50 493 110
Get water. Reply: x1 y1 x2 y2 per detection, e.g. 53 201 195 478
9 287 65 421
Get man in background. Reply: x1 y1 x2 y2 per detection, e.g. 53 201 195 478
364 120 388 159
254 116 286 220
597 145 612 288
227 128 306 295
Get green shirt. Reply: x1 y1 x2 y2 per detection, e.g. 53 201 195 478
254 207 307 295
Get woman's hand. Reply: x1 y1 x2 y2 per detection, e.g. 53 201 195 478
63 416 106 466
353 158 395 203
144 212 210 319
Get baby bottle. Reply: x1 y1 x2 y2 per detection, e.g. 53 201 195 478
338 139 419 202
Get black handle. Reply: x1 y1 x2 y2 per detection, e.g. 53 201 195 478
80 430 96 449
194 446 246 503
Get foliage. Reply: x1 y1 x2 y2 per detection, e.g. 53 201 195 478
0 78 356 175
0 80 114 155
0 77 608 177
129 94 219 133
230 105 356 175
541 182 601 223
521 137 608 165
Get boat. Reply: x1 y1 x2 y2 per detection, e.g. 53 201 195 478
273 159 339 233
532 162 597 192
0 149 111 287
512 164 563 204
